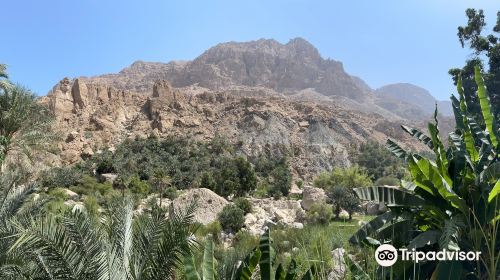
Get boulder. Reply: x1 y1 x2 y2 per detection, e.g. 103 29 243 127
173 188 228 225
101 173 118 183
328 248 347 280
301 186 327 211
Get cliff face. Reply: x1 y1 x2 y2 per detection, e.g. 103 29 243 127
80 38 371 102
41 38 442 178
42 77 421 179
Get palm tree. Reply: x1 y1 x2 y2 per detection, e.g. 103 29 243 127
0 64 12 92
0 169 45 279
152 168 171 208
11 196 196 280
0 80 56 173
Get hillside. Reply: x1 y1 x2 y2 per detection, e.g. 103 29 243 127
40 38 443 178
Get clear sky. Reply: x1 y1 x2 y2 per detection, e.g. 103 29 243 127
1 0 498 100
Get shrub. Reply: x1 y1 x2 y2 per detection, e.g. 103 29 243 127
313 166 372 191
218 204 245 233
353 140 407 181
197 221 222 243
305 203 333 225
128 176 151 196
296 179 304 189
41 167 84 189
234 197 252 214
163 186 178 200
374 176 400 186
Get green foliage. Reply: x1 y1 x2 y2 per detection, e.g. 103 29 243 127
196 221 223 243
0 79 55 170
40 166 84 189
327 186 360 220
449 8 500 120
313 166 372 191
353 140 407 181
128 175 151 196
374 176 400 186
351 68 500 279
305 203 333 225
218 204 245 233
234 197 252 215
255 156 292 198
295 179 304 189
12 196 197 280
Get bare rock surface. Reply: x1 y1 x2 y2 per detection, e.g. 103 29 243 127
172 188 229 225
301 186 327 211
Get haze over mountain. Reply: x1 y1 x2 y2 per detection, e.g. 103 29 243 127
375 83 453 119
42 38 449 177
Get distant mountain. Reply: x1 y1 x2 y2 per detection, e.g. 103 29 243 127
375 83 453 119
86 38 371 102
42 38 449 176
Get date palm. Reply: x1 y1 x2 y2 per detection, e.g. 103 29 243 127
0 66 56 172
11 197 196 280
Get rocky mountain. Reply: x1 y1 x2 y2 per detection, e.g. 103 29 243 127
40 38 441 179
375 83 453 119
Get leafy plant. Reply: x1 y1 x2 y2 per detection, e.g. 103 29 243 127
350 66 500 279
218 204 245 233
11 196 197 280
234 197 252 215
305 202 333 225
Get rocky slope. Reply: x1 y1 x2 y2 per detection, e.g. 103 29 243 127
40 38 440 179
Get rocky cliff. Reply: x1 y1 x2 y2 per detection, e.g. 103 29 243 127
41 38 439 179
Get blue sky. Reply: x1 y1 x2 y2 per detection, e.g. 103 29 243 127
1 0 498 100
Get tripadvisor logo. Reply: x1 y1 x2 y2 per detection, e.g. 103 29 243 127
375 244 481 267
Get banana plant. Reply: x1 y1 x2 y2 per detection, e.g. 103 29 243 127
350 66 500 279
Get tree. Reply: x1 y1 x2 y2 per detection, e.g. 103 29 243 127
313 166 372 191
449 9 500 120
0 77 55 172
11 197 196 280
0 64 12 92
353 140 406 181
351 68 500 279
327 186 360 220
152 168 171 207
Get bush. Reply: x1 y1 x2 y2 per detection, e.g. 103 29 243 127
218 204 245 233
296 179 304 189
374 176 400 186
306 203 333 225
353 140 407 181
163 186 178 200
41 167 84 189
197 221 222 243
128 176 151 196
234 197 252 214
313 166 372 191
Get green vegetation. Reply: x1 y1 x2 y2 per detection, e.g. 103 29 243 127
350 67 500 279
449 9 500 120
305 202 333 225
218 204 245 233
234 197 252 214
353 140 407 182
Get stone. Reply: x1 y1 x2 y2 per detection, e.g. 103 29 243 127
298 121 309 127
62 188 79 199
172 188 229 225
328 248 347 280
301 186 327 211
292 222 304 229
101 173 118 183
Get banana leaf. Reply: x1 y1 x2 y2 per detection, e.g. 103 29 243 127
474 65 498 148
203 239 216 280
